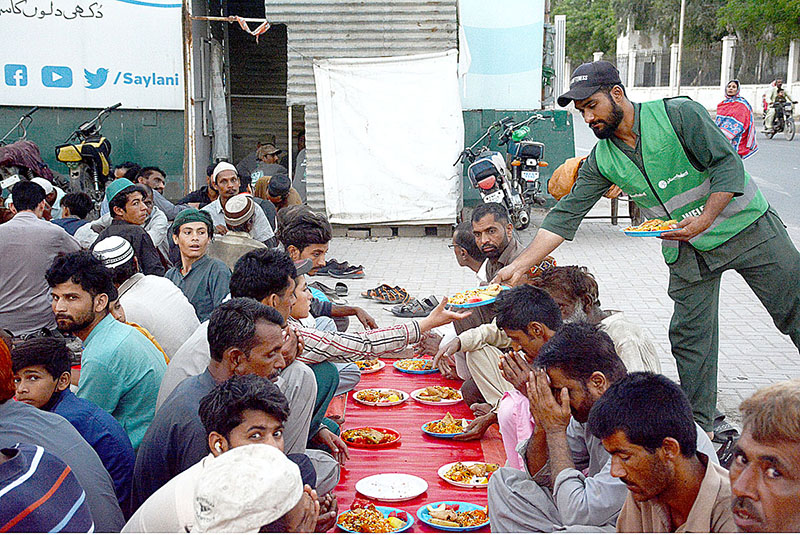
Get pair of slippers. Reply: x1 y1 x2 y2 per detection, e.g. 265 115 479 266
361 284 411 305
391 295 439 318
309 281 348 305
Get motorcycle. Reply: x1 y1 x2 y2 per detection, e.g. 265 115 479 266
764 100 796 141
0 107 63 189
55 103 120 205
456 115 548 230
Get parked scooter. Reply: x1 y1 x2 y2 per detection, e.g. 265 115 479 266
764 100 796 141
55 103 120 204
456 115 548 230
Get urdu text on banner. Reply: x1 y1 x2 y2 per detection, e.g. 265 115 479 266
1 0 183 110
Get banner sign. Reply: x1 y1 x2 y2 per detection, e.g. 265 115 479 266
459 0 545 110
1 0 183 110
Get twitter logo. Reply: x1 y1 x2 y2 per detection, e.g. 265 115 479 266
84 68 108 89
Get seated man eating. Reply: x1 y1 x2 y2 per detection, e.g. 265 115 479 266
588 372 732 532
487 322 716 532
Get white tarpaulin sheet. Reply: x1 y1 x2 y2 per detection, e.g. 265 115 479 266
313 50 463 225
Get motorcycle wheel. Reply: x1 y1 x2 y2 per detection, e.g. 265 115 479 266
785 118 795 141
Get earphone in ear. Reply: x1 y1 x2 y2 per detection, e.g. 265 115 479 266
215 442 222 453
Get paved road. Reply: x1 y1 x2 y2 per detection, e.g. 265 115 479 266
571 111 800 231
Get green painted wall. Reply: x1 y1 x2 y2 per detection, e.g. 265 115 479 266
0 106 184 188
462 109 574 207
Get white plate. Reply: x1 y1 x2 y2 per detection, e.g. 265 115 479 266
355 473 429 502
353 388 409 407
410 387 463 406
482 190 505 204
357 360 386 374
437 462 499 488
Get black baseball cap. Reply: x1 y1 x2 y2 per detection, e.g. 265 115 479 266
557 61 623 107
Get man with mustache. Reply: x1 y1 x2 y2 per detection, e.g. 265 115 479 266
588 372 732 532
495 61 800 440
729 379 800 532
487 322 717 532
472 202 519 281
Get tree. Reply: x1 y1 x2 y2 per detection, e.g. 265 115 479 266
611 0 726 47
717 0 800 54
551 0 617 64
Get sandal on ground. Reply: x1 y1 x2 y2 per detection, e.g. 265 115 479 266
309 281 349 298
391 299 429 318
361 284 394 300
375 286 411 305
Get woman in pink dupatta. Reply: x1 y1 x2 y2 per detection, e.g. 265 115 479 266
715 79 758 159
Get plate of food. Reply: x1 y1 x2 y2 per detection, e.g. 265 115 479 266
393 358 438 374
355 473 429 502
446 284 508 309
415 502 490 532
353 388 409 407
411 386 463 406
356 358 385 374
621 218 679 237
337 502 414 533
438 462 500 488
422 413 471 438
342 427 401 449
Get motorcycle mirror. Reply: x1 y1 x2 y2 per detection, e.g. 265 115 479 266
511 126 531 142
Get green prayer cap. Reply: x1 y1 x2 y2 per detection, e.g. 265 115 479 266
172 208 214 238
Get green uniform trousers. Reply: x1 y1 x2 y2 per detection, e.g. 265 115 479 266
308 361 340 445
668 211 800 431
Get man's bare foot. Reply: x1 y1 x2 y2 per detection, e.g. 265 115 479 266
470 402 492 417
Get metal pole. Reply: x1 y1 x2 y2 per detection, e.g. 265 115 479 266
676 0 686 96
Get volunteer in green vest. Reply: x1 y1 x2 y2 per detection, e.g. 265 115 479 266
494 61 800 434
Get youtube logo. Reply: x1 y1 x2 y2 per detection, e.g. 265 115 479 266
41 66 73 88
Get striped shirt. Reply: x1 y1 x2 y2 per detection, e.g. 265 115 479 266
0 443 94 533
293 320 421 364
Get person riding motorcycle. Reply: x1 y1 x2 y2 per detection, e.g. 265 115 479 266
765 79 792 131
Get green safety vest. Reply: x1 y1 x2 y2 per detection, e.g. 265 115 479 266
594 98 769 263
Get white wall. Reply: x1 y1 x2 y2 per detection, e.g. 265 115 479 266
626 83 800 113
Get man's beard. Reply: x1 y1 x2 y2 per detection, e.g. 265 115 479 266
56 309 96 334
482 235 509 260
591 99 624 139
564 304 590 324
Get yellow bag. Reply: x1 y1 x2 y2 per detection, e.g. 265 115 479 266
548 156 586 200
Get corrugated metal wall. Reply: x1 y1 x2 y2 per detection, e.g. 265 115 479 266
264 0 458 213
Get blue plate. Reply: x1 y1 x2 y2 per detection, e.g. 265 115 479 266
416 502 490 532
447 286 509 309
336 505 414 533
422 418 472 438
393 359 439 374
621 228 678 237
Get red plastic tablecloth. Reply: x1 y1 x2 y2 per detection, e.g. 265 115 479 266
331 359 506 532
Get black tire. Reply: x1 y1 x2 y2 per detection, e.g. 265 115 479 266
785 119 795 141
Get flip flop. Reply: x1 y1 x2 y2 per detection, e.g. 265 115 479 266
335 282 348 296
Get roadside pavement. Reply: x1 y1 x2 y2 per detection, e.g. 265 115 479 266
318 202 800 428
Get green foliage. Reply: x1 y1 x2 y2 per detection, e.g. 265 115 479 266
717 0 800 53
611 0 726 47
551 0 617 63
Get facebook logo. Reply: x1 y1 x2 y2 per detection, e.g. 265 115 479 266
4 64 27 86
41 66 73 88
